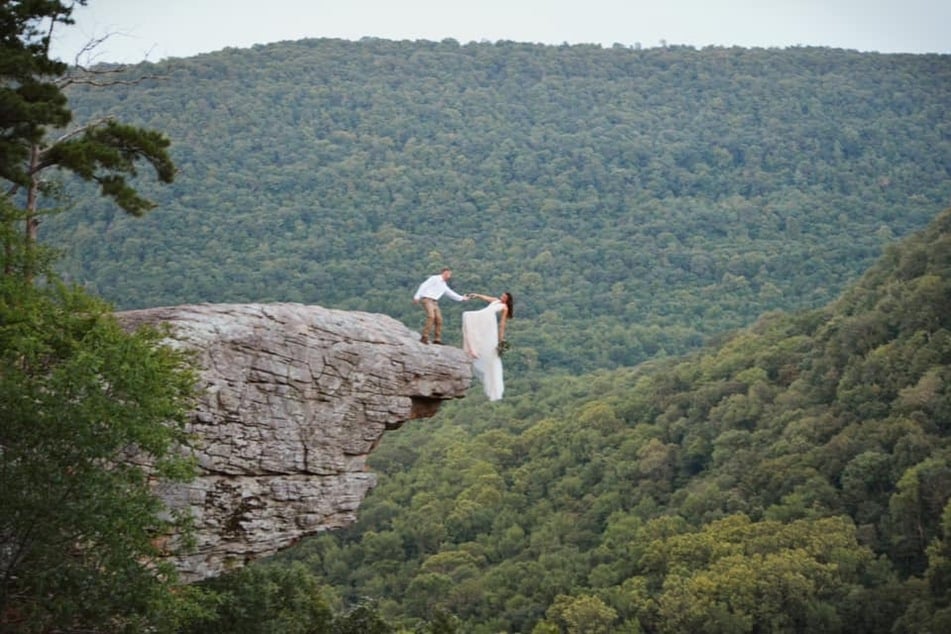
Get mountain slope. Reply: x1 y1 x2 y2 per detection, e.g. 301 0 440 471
41 40 951 373
278 207 951 632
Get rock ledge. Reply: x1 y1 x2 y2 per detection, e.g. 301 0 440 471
118 302 471 581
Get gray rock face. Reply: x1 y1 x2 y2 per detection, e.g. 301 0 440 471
117 303 471 582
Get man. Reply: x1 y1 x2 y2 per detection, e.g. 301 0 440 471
413 267 469 344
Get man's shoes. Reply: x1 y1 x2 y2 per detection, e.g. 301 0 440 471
433 340 443 345
420 335 429 344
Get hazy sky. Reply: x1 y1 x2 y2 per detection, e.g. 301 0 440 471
50 0 950 64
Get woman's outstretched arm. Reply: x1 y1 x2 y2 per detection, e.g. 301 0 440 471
468 293 499 303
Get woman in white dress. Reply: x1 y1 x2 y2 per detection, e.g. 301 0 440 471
462 292 514 401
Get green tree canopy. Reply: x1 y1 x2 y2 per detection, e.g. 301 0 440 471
0 274 199 631
0 0 76 185
0 3 200 631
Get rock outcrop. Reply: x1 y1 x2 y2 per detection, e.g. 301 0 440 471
117 303 471 582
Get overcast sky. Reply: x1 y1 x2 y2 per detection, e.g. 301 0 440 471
49 0 950 64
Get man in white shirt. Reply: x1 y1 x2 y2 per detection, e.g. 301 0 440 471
413 267 469 344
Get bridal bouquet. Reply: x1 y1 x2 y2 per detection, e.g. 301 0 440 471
497 340 510 357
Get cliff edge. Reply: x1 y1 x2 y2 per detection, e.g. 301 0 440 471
117 303 472 581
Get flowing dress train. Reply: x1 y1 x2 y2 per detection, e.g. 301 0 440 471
462 301 505 401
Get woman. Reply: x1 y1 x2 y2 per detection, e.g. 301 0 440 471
462 291 514 401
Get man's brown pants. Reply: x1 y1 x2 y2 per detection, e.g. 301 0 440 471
421 298 442 342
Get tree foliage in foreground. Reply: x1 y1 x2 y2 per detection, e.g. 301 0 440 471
0 0 75 186
0 264 202 630
0 3 201 631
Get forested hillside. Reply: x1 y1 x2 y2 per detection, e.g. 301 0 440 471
259 206 951 632
41 40 951 373
22 35 951 631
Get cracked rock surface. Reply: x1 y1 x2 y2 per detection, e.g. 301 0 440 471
118 303 471 581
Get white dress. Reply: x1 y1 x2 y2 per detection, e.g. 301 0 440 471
462 301 505 401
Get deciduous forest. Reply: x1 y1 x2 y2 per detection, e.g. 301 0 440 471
45 39 951 375
6 16 951 633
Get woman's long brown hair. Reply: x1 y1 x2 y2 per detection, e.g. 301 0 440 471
502 292 514 318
